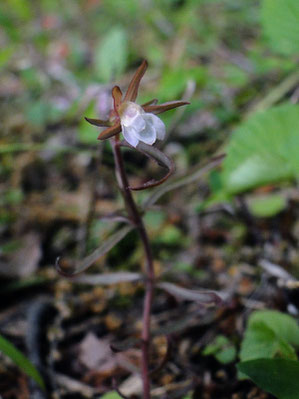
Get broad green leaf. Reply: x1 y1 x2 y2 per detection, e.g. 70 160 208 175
240 310 299 366
261 0 299 56
0 333 45 390
221 104 299 194
248 194 287 218
249 310 299 348
238 359 299 399
240 322 297 363
94 27 128 83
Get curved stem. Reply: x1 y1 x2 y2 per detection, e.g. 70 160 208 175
112 137 154 399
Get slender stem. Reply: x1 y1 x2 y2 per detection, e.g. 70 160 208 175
112 137 154 399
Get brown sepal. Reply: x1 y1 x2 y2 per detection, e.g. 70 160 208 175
141 98 158 107
124 59 148 102
112 85 122 111
84 117 111 127
143 100 190 115
97 123 122 140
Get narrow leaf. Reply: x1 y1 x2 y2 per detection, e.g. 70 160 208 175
72 272 142 285
124 60 148 102
0 333 45 390
56 225 133 276
119 141 175 190
158 282 223 306
237 359 299 399
143 154 225 209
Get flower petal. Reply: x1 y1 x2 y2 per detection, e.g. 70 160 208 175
145 113 165 140
132 114 146 131
122 125 139 147
135 119 156 145
120 102 143 127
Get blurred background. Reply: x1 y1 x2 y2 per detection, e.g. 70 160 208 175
1 0 297 270
0 0 298 398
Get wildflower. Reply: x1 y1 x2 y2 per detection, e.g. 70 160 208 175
85 60 189 146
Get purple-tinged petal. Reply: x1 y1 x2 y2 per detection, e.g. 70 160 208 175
122 125 139 147
135 120 156 145
145 113 165 140
132 114 146 131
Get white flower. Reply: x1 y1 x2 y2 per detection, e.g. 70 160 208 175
119 102 166 147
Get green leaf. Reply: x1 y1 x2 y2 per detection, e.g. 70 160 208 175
0 333 45 390
249 310 299 348
94 27 128 83
240 322 297 363
261 0 299 56
237 359 299 399
221 104 299 194
100 392 122 399
248 194 287 218
203 335 237 364
240 310 299 366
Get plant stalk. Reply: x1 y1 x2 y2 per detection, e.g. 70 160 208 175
112 137 154 399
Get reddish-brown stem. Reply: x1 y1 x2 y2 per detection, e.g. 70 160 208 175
111 137 154 399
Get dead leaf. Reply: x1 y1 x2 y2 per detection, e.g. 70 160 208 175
79 332 117 372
